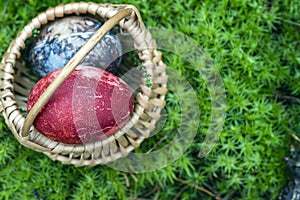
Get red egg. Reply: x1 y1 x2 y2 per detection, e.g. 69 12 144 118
27 66 134 144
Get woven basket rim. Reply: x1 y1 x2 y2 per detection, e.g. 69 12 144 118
0 2 168 167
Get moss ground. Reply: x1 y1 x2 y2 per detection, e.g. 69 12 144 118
0 0 300 199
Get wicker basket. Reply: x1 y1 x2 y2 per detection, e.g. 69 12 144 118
0 2 167 167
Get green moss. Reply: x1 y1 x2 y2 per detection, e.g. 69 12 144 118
0 0 299 199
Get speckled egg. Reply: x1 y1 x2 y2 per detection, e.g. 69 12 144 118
28 16 122 77
27 66 134 144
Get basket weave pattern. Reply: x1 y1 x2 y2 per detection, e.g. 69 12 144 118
0 2 167 167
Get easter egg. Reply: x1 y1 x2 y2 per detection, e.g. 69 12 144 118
28 16 122 77
27 66 134 144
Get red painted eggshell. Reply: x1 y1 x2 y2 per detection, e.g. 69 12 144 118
27 66 134 144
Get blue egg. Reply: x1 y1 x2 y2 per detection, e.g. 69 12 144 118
28 16 122 77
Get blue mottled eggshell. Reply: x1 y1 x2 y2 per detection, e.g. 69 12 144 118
28 16 122 77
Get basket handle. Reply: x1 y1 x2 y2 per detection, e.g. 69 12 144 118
21 8 132 137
